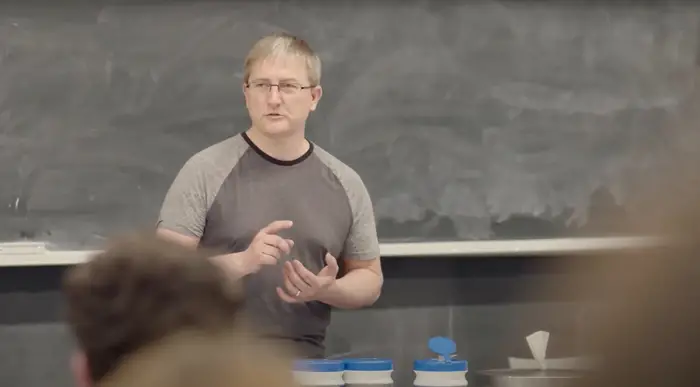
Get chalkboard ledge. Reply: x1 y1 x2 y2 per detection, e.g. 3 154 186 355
0 237 658 267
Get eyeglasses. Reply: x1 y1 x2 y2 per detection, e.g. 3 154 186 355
246 81 314 95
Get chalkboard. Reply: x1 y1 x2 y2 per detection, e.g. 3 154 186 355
1 1 698 249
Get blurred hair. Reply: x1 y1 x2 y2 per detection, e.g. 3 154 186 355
98 330 298 387
63 232 243 382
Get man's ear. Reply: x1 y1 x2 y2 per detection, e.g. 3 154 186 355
71 351 93 387
309 85 323 112
242 83 250 107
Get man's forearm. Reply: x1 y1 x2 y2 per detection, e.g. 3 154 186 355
210 252 251 280
317 269 383 309
158 227 250 278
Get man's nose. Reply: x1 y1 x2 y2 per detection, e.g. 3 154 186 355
266 86 282 104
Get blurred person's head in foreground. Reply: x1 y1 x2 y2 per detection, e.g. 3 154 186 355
567 158 700 387
98 329 297 387
62 233 244 387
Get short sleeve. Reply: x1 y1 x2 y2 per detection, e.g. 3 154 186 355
342 176 381 260
156 155 209 239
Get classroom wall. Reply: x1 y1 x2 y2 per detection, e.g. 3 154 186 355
0 0 654 383
0 256 592 387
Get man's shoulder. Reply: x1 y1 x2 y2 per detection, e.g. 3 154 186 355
186 134 249 169
312 144 364 185
173 134 250 192
311 144 372 209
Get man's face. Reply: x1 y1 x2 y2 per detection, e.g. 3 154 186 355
243 54 322 137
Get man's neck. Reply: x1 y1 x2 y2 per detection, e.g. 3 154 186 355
245 127 310 161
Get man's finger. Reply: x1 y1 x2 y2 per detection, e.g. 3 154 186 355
283 273 301 296
276 286 300 303
285 261 312 290
259 252 277 265
261 245 281 259
261 220 293 235
292 260 319 288
263 234 292 255
320 253 339 275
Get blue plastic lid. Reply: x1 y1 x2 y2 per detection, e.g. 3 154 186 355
428 336 457 360
293 359 344 372
343 358 393 371
413 336 467 372
414 359 468 372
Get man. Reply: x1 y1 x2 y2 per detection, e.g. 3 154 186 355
63 234 244 387
156 32 383 357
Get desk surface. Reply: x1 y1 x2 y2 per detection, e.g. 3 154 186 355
0 236 658 267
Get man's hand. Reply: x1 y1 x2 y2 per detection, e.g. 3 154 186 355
277 253 339 303
245 220 295 268
214 220 294 278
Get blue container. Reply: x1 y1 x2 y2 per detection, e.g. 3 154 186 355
413 337 468 386
413 359 468 372
343 358 393 371
294 359 345 372
343 358 394 386
293 359 345 387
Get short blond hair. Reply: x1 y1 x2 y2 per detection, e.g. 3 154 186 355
244 32 321 86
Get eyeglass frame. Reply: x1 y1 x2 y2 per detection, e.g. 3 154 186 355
245 80 316 95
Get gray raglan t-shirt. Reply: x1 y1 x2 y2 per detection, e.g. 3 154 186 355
157 132 380 357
